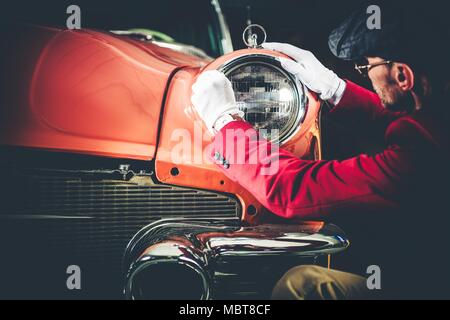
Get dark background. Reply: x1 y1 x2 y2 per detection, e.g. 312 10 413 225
2 0 450 86
221 0 450 86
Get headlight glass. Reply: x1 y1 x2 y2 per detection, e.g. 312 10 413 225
222 56 307 143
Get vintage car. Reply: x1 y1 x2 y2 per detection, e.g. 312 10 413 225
0 1 349 299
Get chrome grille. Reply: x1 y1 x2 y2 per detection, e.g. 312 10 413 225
0 164 240 298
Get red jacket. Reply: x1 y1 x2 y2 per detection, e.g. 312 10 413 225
211 81 449 220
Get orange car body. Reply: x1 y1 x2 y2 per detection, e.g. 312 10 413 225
0 25 322 224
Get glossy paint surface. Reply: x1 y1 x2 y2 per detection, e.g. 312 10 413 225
1 27 322 222
0 26 204 160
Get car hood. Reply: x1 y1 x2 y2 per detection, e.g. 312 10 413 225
0 24 208 160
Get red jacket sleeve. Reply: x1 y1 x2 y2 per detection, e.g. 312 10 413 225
210 84 434 220
328 80 405 137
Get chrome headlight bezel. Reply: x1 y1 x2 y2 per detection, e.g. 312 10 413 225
219 54 308 144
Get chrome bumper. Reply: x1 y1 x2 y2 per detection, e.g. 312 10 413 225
123 218 349 299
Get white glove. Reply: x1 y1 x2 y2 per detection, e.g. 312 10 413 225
191 70 244 134
262 42 346 104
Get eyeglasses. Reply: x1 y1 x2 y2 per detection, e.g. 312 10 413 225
354 60 392 77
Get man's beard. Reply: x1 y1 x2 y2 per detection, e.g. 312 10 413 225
375 85 416 113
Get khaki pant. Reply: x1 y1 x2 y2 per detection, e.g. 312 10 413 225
271 265 370 300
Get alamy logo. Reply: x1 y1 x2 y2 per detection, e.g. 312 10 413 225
366 5 381 30
366 265 381 290
66 265 81 290
66 5 81 30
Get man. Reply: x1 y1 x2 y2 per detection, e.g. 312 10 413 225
191 6 450 299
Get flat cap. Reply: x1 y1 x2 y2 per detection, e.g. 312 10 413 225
327 3 446 64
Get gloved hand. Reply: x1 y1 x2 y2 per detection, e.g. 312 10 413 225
191 70 244 134
262 42 346 104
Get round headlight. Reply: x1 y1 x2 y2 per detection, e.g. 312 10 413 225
220 55 307 143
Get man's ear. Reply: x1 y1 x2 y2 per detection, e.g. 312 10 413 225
393 63 414 91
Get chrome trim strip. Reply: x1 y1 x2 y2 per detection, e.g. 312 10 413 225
0 215 94 220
